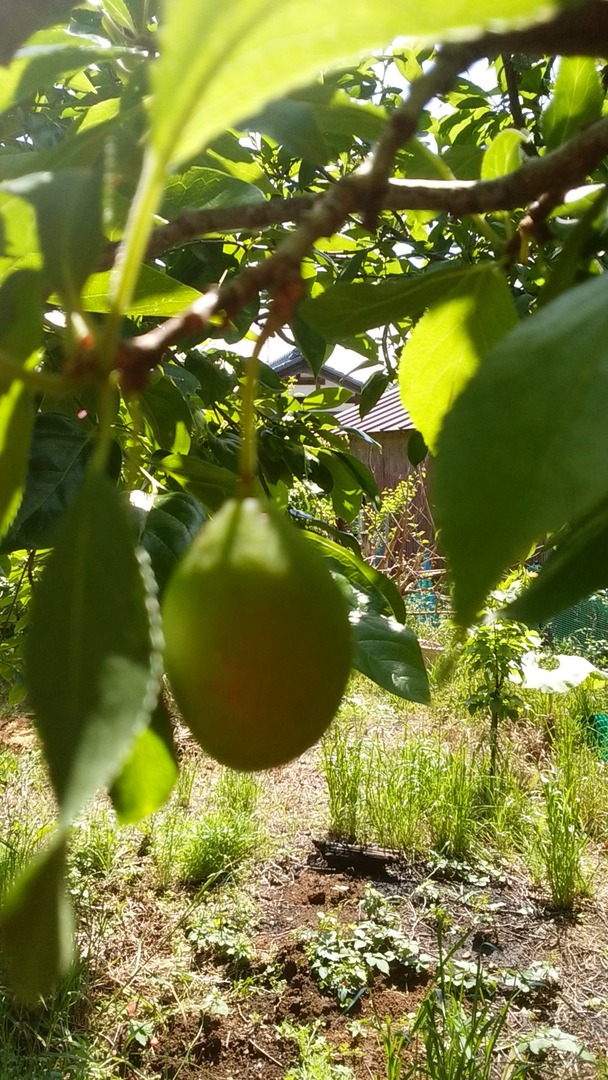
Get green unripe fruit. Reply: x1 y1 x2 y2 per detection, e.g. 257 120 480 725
162 497 353 771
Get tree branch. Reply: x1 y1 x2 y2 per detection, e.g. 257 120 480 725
100 113 608 272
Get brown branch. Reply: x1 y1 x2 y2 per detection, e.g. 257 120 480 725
104 1 608 394
110 110 608 392
101 113 608 272
501 55 527 132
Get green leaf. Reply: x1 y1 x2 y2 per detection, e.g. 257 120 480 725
103 0 137 34
350 605 430 704
80 264 203 317
0 382 34 542
507 497 608 625
185 352 237 406
0 1 82 64
292 311 329 377
0 413 92 553
359 372 389 419
140 374 193 454
158 454 238 512
301 264 475 341
149 0 557 169
0 42 142 115
25 473 163 824
542 57 604 150
300 387 353 411
134 490 207 597
399 264 518 452
0 838 74 1003
110 697 178 824
247 98 330 165
305 531 405 623
0 269 42 363
317 450 362 523
161 166 264 218
433 274 608 625
0 171 103 307
481 129 526 179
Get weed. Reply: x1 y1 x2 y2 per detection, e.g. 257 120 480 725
177 810 259 887
188 896 255 971
322 719 367 843
303 887 428 1008
461 617 539 779
278 1019 355 1080
395 925 527 1080
427 746 480 861
531 751 591 910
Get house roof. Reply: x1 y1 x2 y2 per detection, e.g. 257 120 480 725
336 384 415 434
270 348 362 394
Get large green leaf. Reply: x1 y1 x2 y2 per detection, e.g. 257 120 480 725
0 268 42 363
26 473 163 824
140 374 193 455
433 274 608 625
0 269 41 540
0 838 74 1003
0 1 81 64
342 583 430 704
300 265 475 341
134 490 207 597
158 454 238 512
305 531 406 623
0 413 92 553
80 264 203 316
399 264 518 452
149 0 560 169
110 697 178 825
161 166 265 218
0 382 34 542
542 56 604 150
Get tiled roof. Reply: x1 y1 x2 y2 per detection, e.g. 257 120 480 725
336 384 415 434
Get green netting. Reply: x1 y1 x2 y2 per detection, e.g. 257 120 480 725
542 591 608 664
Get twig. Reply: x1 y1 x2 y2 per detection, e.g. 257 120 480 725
248 1038 285 1068
501 54 527 132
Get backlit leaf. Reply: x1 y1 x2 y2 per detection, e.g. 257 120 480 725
542 56 604 150
433 274 608 625
149 0 558 169
26 473 163 824
80 264 203 317
399 264 517 451
301 265 475 341
0 171 103 307
110 697 178 824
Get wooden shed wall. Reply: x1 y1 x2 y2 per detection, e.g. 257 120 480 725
349 430 412 492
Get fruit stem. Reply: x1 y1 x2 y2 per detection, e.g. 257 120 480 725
238 337 263 498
